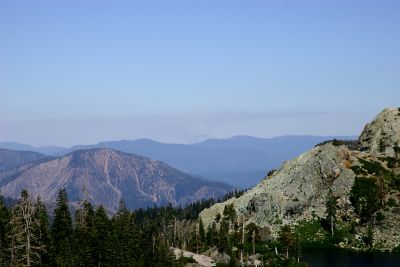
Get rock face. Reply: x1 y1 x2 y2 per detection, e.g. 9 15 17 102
359 107 400 156
200 108 400 251
200 143 355 230
172 247 215 267
0 149 48 171
0 149 233 212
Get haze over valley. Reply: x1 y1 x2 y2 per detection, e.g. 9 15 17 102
1 1 399 266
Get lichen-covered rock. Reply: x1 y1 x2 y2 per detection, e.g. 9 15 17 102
172 247 215 267
359 107 400 156
373 207 400 251
200 143 356 235
204 247 230 264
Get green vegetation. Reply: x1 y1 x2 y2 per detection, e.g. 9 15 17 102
345 149 400 251
375 212 385 225
387 198 398 207
350 177 379 223
0 188 314 266
294 220 334 249
379 156 397 168
358 159 386 176
177 256 196 264
325 189 338 237
315 139 358 149
350 151 400 215
278 225 295 258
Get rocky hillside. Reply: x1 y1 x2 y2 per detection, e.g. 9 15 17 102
359 108 400 156
0 148 48 171
200 108 400 251
0 148 233 213
0 135 356 188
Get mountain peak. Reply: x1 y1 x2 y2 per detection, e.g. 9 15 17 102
0 148 233 212
359 107 400 156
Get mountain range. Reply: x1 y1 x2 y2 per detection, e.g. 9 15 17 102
0 135 356 188
0 148 48 171
0 148 233 212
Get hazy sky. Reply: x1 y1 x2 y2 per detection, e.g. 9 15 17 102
1 1 399 146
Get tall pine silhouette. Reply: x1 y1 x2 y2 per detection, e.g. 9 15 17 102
51 189 74 266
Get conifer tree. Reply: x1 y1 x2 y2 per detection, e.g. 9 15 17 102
152 233 175 267
199 218 205 245
206 223 217 247
33 196 50 266
0 194 10 266
228 250 238 267
245 223 260 256
74 201 96 266
278 225 294 259
93 205 112 266
294 231 302 263
51 188 74 266
111 200 139 266
326 189 337 237
218 218 230 252
139 223 157 266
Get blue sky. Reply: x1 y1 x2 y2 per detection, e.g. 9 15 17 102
1 1 399 146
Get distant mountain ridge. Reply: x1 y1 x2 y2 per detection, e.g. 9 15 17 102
0 135 357 188
0 148 48 171
0 142 66 155
0 148 233 212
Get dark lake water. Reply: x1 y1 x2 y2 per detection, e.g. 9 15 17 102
302 249 400 267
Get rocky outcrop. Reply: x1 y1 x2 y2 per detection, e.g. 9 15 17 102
200 143 356 233
359 107 400 156
203 247 230 265
172 247 216 267
0 148 233 213
200 108 400 251
372 207 400 250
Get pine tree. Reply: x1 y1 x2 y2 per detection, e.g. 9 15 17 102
33 196 50 266
294 231 302 263
364 221 374 249
245 223 260 256
0 194 10 266
278 225 294 259
110 200 139 266
93 205 112 266
218 218 230 252
152 233 175 267
139 224 157 266
228 250 238 267
205 224 216 247
326 189 337 237
74 201 96 266
198 218 205 245
51 188 74 266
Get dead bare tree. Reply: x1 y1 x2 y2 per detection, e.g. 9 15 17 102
240 215 244 267
8 190 46 267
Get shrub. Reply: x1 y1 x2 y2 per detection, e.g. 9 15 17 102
387 198 398 207
358 159 385 176
350 177 380 222
375 211 385 225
